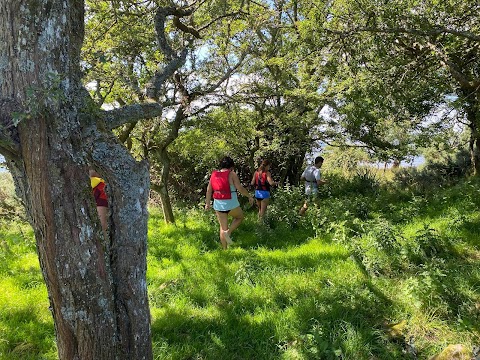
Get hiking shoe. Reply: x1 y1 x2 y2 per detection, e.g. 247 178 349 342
223 230 233 246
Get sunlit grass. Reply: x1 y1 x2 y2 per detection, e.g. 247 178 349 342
0 219 55 359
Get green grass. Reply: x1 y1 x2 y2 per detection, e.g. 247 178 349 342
0 223 57 360
0 178 479 359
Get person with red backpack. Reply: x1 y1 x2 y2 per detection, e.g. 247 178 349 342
205 156 255 249
250 159 277 219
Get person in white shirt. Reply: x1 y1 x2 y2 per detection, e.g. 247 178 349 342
299 156 326 216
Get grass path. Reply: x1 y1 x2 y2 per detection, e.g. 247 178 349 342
146 206 478 359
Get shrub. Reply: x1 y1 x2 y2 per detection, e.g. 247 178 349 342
348 169 380 196
263 184 306 229
393 149 471 193
318 169 380 198
348 218 406 277
407 224 454 265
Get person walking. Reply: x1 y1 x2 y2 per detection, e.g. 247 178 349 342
251 159 277 219
299 156 326 216
205 156 255 249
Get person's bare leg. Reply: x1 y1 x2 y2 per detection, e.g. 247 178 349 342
299 201 308 216
259 198 269 218
215 211 230 249
227 206 244 235
256 199 262 218
96 206 108 277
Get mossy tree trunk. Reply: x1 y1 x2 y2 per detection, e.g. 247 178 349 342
0 1 162 358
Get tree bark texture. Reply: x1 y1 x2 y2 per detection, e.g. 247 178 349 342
0 1 152 359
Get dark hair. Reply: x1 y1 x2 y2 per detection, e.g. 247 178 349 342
219 156 235 169
314 156 324 165
258 159 271 172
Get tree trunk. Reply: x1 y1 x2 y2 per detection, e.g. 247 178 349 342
469 123 480 176
247 136 260 174
151 150 175 223
465 95 480 176
148 105 187 224
0 1 152 359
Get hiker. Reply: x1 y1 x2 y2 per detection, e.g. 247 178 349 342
299 156 326 216
89 169 108 238
205 156 255 249
250 159 277 219
89 169 108 278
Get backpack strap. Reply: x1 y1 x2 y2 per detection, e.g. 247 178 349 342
256 171 269 191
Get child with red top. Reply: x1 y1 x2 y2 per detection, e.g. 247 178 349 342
89 169 108 236
89 169 108 278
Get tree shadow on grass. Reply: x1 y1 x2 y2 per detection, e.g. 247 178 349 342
149 246 413 359
150 284 411 359
148 210 320 257
148 207 479 359
227 216 318 251
152 306 280 360
410 255 480 336
0 307 55 360
456 217 480 249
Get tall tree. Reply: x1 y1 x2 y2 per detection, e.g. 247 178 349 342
0 1 192 358
228 0 327 185
301 0 480 173
83 0 253 223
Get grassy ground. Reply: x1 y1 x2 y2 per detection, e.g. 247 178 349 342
0 175 479 359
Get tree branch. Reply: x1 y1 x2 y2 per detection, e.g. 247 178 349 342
145 6 193 100
0 139 20 162
188 102 226 117
118 121 138 144
0 98 21 160
145 48 188 100
173 16 201 39
102 103 164 130
160 105 185 150
424 41 477 90
197 12 247 32
191 51 248 98
154 6 193 61
326 26 480 42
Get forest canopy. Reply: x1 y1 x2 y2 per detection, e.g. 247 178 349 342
79 0 478 217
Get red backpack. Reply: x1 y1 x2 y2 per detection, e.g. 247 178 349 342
255 171 270 191
210 170 232 199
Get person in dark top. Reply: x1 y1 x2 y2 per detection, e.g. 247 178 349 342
250 159 277 219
